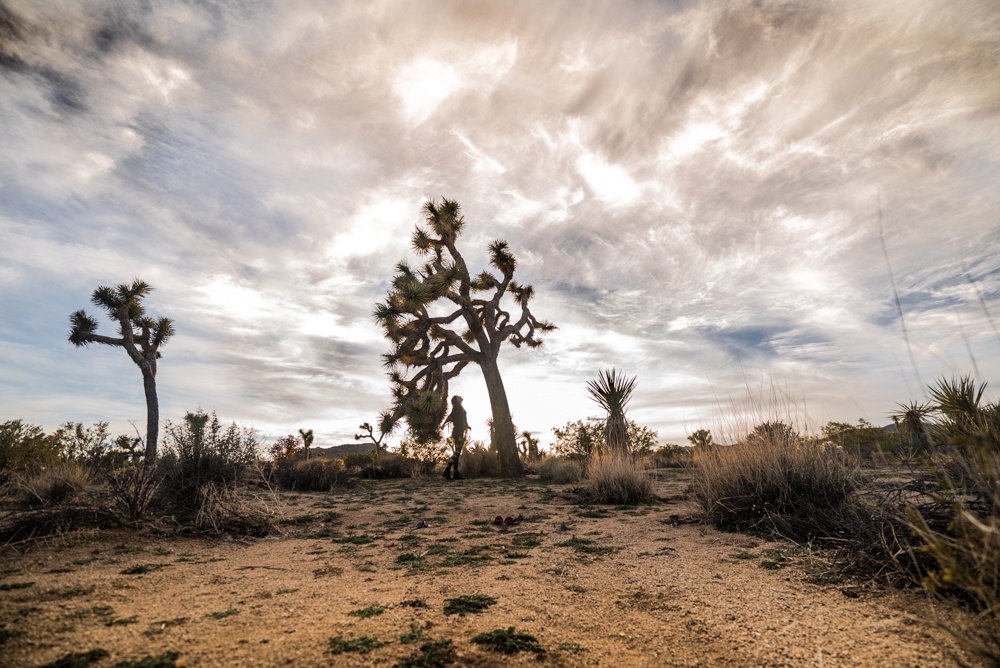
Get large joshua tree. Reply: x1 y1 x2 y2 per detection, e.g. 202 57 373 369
588 369 637 455
68 279 174 463
374 199 555 477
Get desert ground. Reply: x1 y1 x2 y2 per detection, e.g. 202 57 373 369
0 471 986 667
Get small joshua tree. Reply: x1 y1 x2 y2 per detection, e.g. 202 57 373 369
587 369 636 455
688 429 714 449
299 428 314 460
69 279 174 463
373 199 555 477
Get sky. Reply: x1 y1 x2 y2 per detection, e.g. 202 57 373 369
2 0 999 450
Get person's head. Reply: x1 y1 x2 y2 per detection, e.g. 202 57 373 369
452 395 463 407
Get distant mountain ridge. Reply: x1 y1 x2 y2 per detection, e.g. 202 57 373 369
311 442 377 459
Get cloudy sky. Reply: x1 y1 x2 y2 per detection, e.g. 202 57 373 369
2 0 999 449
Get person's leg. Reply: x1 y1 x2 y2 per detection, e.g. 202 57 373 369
451 452 463 479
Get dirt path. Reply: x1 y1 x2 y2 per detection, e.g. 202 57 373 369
0 474 984 667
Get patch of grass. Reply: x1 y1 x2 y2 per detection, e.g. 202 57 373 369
511 534 542 548
441 545 493 567
395 552 423 566
277 513 318 526
275 588 298 595
555 536 614 555
326 635 388 654
731 550 756 560
120 563 170 575
471 627 544 655
558 642 588 654
114 651 180 667
0 627 25 644
503 551 529 559
399 622 423 643
0 581 35 590
394 639 457 667
39 648 109 668
443 593 497 616
565 584 588 593
337 534 374 545
204 609 239 620
347 605 386 619
425 544 450 556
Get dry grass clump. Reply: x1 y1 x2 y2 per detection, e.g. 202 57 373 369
537 456 583 483
193 484 275 537
9 462 93 506
273 458 347 491
107 465 162 523
585 452 653 504
692 421 862 539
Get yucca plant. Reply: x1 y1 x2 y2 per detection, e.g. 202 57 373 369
587 369 636 454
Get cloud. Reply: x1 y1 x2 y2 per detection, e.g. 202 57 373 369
1 0 999 447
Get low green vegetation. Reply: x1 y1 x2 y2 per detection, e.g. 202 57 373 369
471 627 545 655
394 639 456 667
347 605 386 619
326 635 388 655
442 593 497 616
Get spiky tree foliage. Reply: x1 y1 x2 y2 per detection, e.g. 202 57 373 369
928 375 999 444
688 429 714 449
373 199 555 477
892 400 935 453
587 369 637 455
68 279 174 463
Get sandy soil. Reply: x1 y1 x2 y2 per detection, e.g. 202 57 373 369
0 472 986 667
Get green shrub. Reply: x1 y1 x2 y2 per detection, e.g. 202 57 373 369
692 421 861 539
537 457 583 483
374 453 412 479
0 420 61 481
273 458 346 491
648 444 692 468
585 452 653 504
156 411 259 514
396 436 447 475
343 452 375 469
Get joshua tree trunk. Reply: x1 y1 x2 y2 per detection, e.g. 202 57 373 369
480 355 523 477
142 370 159 464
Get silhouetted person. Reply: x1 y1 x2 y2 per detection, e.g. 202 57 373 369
442 396 468 480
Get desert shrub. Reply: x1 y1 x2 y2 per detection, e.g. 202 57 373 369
192 484 274 536
343 452 375 469
267 434 303 464
552 418 658 458
649 443 692 468
460 442 499 478
0 420 61 481
537 456 583 483
156 411 260 514
10 461 93 506
899 376 1000 663
586 452 653 504
396 435 447 475
273 457 346 491
821 419 900 462
693 421 862 539
374 453 412 478
107 465 162 523
55 422 141 470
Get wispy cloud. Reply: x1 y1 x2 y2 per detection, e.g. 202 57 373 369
1 0 998 446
